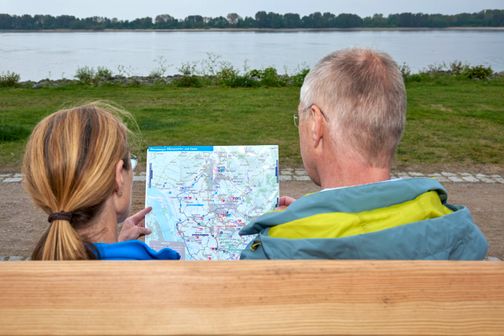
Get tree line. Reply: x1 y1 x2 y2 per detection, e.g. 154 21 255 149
0 10 503 30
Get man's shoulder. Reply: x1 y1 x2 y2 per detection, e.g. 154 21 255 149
302 177 446 211
240 178 487 260
240 178 446 237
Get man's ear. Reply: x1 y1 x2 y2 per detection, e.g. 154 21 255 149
115 159 125 194
310 105 325 148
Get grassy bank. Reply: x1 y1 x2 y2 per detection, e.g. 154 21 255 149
1 77 503 172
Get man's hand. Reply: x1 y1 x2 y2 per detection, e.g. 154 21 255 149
277 196 296 210
118 207 153 242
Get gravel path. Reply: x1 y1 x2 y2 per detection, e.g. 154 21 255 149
3 170 504 184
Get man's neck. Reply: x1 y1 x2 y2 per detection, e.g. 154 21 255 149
318 159 391 189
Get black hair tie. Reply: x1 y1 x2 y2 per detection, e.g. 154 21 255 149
48 212 73 223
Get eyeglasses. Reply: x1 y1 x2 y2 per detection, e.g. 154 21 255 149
293 114 299 127
293 105 329 128
130 154 138 171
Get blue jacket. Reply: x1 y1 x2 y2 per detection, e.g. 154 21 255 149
239 178 488 260
94 240 180 260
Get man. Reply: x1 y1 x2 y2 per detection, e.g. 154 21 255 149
240 48 488 260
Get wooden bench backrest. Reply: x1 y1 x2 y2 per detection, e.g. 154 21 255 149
1 260 503 335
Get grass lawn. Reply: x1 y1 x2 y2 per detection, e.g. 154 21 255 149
1 77 503 172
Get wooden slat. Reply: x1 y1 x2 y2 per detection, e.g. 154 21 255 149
0 261 503 335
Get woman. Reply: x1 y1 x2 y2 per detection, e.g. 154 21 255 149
23 102 180 260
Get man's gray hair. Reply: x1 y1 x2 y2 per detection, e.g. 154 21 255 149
300 48 406 167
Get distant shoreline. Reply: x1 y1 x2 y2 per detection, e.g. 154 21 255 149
2 27 504 33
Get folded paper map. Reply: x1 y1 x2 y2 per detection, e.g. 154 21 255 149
145 145 279 260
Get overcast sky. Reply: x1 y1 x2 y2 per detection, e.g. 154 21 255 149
1 0 503 20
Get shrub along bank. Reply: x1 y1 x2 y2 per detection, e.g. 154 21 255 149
0 61 499 89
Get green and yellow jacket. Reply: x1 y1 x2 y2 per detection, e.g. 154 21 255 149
239 178 488 260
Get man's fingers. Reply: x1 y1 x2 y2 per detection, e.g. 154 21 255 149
128 207 153 224
276 196 296 210
279 196 296 207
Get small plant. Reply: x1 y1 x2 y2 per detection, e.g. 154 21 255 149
149 69 164 78
95 67 113 82
178 62 198 77
399 63 411 80
116 65 132 78
0 71 20 87
449 61 465 76
75 66 95 84
173 62 202 87
200 53 223 77
150 56 170 78
424 63 448 75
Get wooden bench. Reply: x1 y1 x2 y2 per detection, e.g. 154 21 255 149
0 260 503 335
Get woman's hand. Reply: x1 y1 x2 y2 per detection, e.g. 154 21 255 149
118 207 153 242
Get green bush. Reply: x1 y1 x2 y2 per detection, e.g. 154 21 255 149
443 61 493 80
260 67 287 87
216 66 240 86
59 60 502 88
449 61 465 76
75 66 114 85
232 74 259 87
290 68 310 86
461 65 493 80
173 76 203 87
247 69 262 81
75 66 95 84
0 71 21 87
216 66 258 87
407 62 494 82
173 63 203 87
95 67 113 82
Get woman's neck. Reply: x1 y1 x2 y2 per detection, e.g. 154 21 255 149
77 198 118 244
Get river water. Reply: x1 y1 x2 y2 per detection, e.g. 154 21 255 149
1 30 503 81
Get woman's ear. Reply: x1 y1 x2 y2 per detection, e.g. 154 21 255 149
115 159 125 195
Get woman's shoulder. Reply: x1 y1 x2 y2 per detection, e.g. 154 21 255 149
93 240 181 260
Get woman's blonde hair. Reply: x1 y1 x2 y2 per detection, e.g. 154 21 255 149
23 102 134 260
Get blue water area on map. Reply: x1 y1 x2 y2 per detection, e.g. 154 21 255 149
146 187 179 243
148 146 214 152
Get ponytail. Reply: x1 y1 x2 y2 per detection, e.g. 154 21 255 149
32 217 97 260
